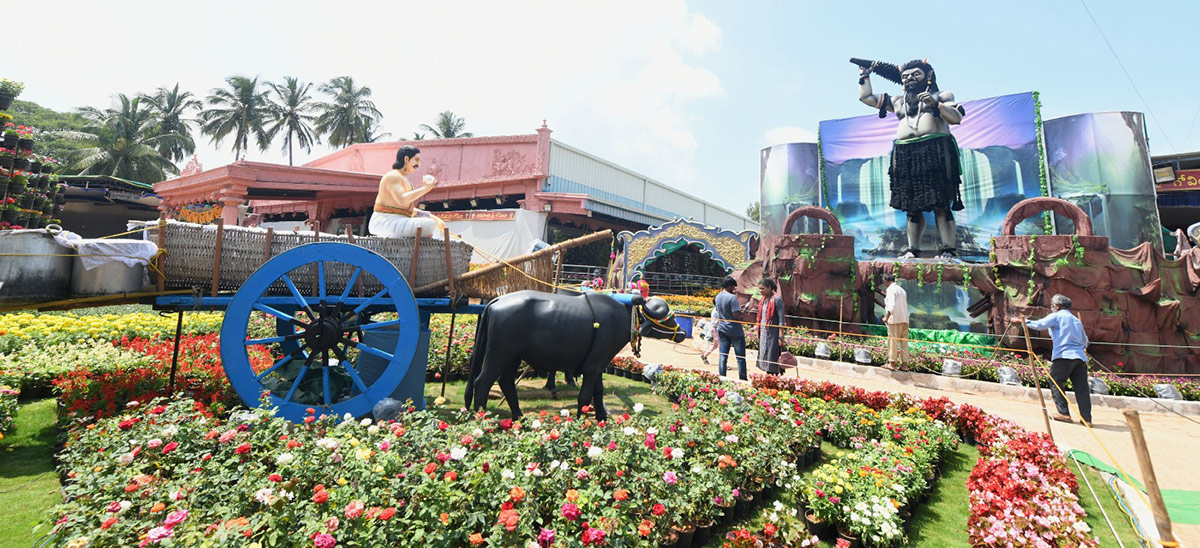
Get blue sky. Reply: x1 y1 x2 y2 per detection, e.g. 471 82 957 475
688 0 1199 211
8 0 1197 220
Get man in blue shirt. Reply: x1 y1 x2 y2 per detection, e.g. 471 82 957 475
714 276 748 381
1011 294 1092 425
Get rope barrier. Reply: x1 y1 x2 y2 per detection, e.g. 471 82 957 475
1031 352 1180 547
1069 446 1127 548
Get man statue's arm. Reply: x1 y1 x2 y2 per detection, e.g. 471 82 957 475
858 66 891 111
931 91 965 124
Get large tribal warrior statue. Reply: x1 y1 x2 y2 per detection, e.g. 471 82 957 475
854 58 966 259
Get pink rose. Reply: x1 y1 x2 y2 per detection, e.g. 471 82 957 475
662 471 678 485
345 500 365 520
164 510 188 528
313 532 337 548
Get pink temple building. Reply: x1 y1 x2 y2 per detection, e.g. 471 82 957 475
153 123 756 260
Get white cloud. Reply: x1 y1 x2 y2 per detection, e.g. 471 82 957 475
7 0 723 189
763 126 818 146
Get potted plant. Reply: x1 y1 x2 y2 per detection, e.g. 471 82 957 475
12 148 29 170
29 153 42 174
1 200 19 223
0 146 13 169
0 79 23 110
1 123 17 147
15 125 33 151
18 192 34 209
8 172 26 194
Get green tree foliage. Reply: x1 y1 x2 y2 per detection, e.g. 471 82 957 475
265 77 318 166
314 76 383 148
143 83 200 163
66 94 181 183
5 100 90 163
200 76 270 160
745 200 760 222
418 111 473 139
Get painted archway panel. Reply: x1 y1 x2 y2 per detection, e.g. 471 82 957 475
617 218 758 282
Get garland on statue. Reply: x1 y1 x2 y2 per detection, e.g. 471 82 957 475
1033 91 1053 235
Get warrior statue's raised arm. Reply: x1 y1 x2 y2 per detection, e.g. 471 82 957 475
850 57 968 260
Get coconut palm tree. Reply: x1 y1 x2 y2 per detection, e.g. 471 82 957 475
314 76 383 148
199 76 270 160
266 77 318 166
66 94 180 183
143 83 200 163
418 111 474 139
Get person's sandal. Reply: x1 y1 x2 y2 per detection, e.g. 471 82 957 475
1051 413 1072 423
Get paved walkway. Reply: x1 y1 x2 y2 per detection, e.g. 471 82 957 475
621 338 1200 545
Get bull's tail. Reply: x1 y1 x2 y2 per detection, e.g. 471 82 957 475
464 307 489 409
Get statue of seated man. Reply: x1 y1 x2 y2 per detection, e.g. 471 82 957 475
369 145 446 239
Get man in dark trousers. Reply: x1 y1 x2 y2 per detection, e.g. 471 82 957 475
1011 294 1093 425
715 276 748 381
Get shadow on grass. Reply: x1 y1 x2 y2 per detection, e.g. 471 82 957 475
422 375 670 421
0 399 58 480
0 399 62 546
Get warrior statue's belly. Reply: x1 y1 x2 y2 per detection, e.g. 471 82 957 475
895 113 950 140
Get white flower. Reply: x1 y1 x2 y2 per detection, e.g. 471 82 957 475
161 425 178 438
367 425 380 435
360 418 372 427
633 403 645 413
773 500 784 511
316 438 339 451
550 459 562 470
450 446 467 460
725 434 739 443
278 489 295 501
116 453 134 465
126 400 139 408
255 488 276 505
587 446 604 458
472 428 484 438
769 512 779 522
531 419 542 430
670 448 684 459
623 427 637 436
502 469 515 480
117 500 132 513
559 460 570 470
681 425 691 434
276 453 294 465
343 413 354 421
560 409 570 417
646 427 658 435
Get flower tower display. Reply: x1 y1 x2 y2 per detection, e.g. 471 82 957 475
0 80 65 231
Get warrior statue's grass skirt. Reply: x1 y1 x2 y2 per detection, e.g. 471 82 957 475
887 132 964 213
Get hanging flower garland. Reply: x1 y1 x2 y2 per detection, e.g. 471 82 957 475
177 202 223 224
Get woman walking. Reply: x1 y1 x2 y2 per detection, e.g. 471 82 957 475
756 278 786 375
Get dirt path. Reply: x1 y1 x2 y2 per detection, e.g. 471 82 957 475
622 338 1200 545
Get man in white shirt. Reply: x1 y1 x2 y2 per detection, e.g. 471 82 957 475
882 273 910 371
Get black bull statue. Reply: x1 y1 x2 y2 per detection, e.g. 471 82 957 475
465 290 685 421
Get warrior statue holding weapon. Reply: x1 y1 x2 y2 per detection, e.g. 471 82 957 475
852 58 966 260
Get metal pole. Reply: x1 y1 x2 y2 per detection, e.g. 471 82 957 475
1123 410 1179 546
169 310 184 393
1022 321 1055 441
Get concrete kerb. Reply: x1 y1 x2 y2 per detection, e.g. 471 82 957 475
795 355 1200 417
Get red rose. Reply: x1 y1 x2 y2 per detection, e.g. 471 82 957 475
269 474 282 483
652 504 665 516
499 419 513 430
161 442 178 455
101 517 118 530
234 443 252 454
313 490 329 504
379 507 396 520
148 406 166 415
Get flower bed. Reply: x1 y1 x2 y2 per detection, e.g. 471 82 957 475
53 335 274 421
0 312 225 354
50 377 818 548
427 314 477 379
0 383 17 437
658 294 715 317
750 374 1097 548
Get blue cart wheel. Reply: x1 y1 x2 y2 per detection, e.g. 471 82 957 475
220 242 419 422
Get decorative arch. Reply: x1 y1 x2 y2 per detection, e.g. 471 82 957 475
617 218 758 283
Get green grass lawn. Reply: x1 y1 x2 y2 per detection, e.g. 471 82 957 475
1075 460 1144 547
0 377 1144 548
0 399 60 548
